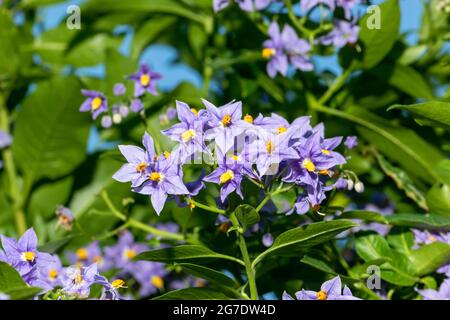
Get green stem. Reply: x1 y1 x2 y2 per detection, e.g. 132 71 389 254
100 190 126 221
189 199 226 215
318 65 354 106
0 95 26 235
255 186 294 213
230 214 258 300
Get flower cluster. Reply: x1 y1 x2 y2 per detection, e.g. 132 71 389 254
79 64 161 128
213 0 361 78
0 227 195 300
114 99 355 215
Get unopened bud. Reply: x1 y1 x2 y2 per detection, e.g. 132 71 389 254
355 181 365 193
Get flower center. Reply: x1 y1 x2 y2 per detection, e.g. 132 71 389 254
266 140 274 154
49 269 58 280
428 235 437 242
136 162 147 173
22 251 35 262
181 129 196 143
190 108 199 116
316 290 327 300
124 249 137 260
148 172 163 182
112 279 126 289
92 255 103 263
319 169 329 175
76 248 89 261
302 158 316 172
231 155 241 161
244 114 254 124
140 74 150 87
91 97 102 110
151 276 164 289
74 273 83 285
262 48 276 59
221 114 232 127
163 151 171 159
220 170 235 184
322 149 330 155
277 126 287 134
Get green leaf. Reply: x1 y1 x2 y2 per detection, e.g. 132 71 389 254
0 262 41 299
252 220 358 267
177 263 239 288
300 255 358 283
131 16 177 59
338 210 388 224
256 72 284 103
152 287 233 300
234 205 260 232
12 77 90 184
388 101 450 128
374 152 428 210
355 234 418 286
136 245 244 265
358 0 400 69
38 236 75 254
410 242 450 276
387 230 414 256
434 159 450 186
386 213 450 229
426 183 450 216
372 64 433 100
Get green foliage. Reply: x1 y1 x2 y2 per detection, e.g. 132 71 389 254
0 262 42 299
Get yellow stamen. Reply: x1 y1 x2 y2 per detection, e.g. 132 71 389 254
302 158 316 172
231 155 241 161
277 126 287 134
124 249 137 260
220 170 235 184
319 169 329 175
322 149 330 155
244 114 254 124
149 172 162 182
266 140 274 154
111 279 126 289
74 273 83 285
181 129 196 143
189 202 196 209
136 162 147 173
190 108 199 116
76 248 89 261
221 114 232 127
49 269 58 280
262 48 276 59
92 255 103 263
91 97 102 110
428 235 437 242
316 290 327 300
163 151 171 159
22 251 35 262
140 74 150 87
151 276 164 289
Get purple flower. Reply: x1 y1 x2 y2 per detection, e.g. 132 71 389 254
344 135 358 149
166 107 177 120
291 183 328 214
94 275 126 300
334 178 348 190
417 279 450 300
301 0 335 12
413 229 449 247
55 205 74 231
336 0 360 19
246 127 299 177
283 276 360 300
203 149 245 203
129 64 162 97
202 99 249 153
130 261 167 297
0 130 12 149
38 254 63 288
0 293 9 300
67 241 106 271
104 230 148 272
113 83 126 96
130 99 144 113
213 0 271 12
133 154 190 215
79 90 108 120
147 222 180 241
162 101 209 159
0 228 53 277
113 132 157 188
319 20 360 48
61 264 98 298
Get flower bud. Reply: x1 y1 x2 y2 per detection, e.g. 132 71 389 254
347 179 354 191
355 181 365 193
